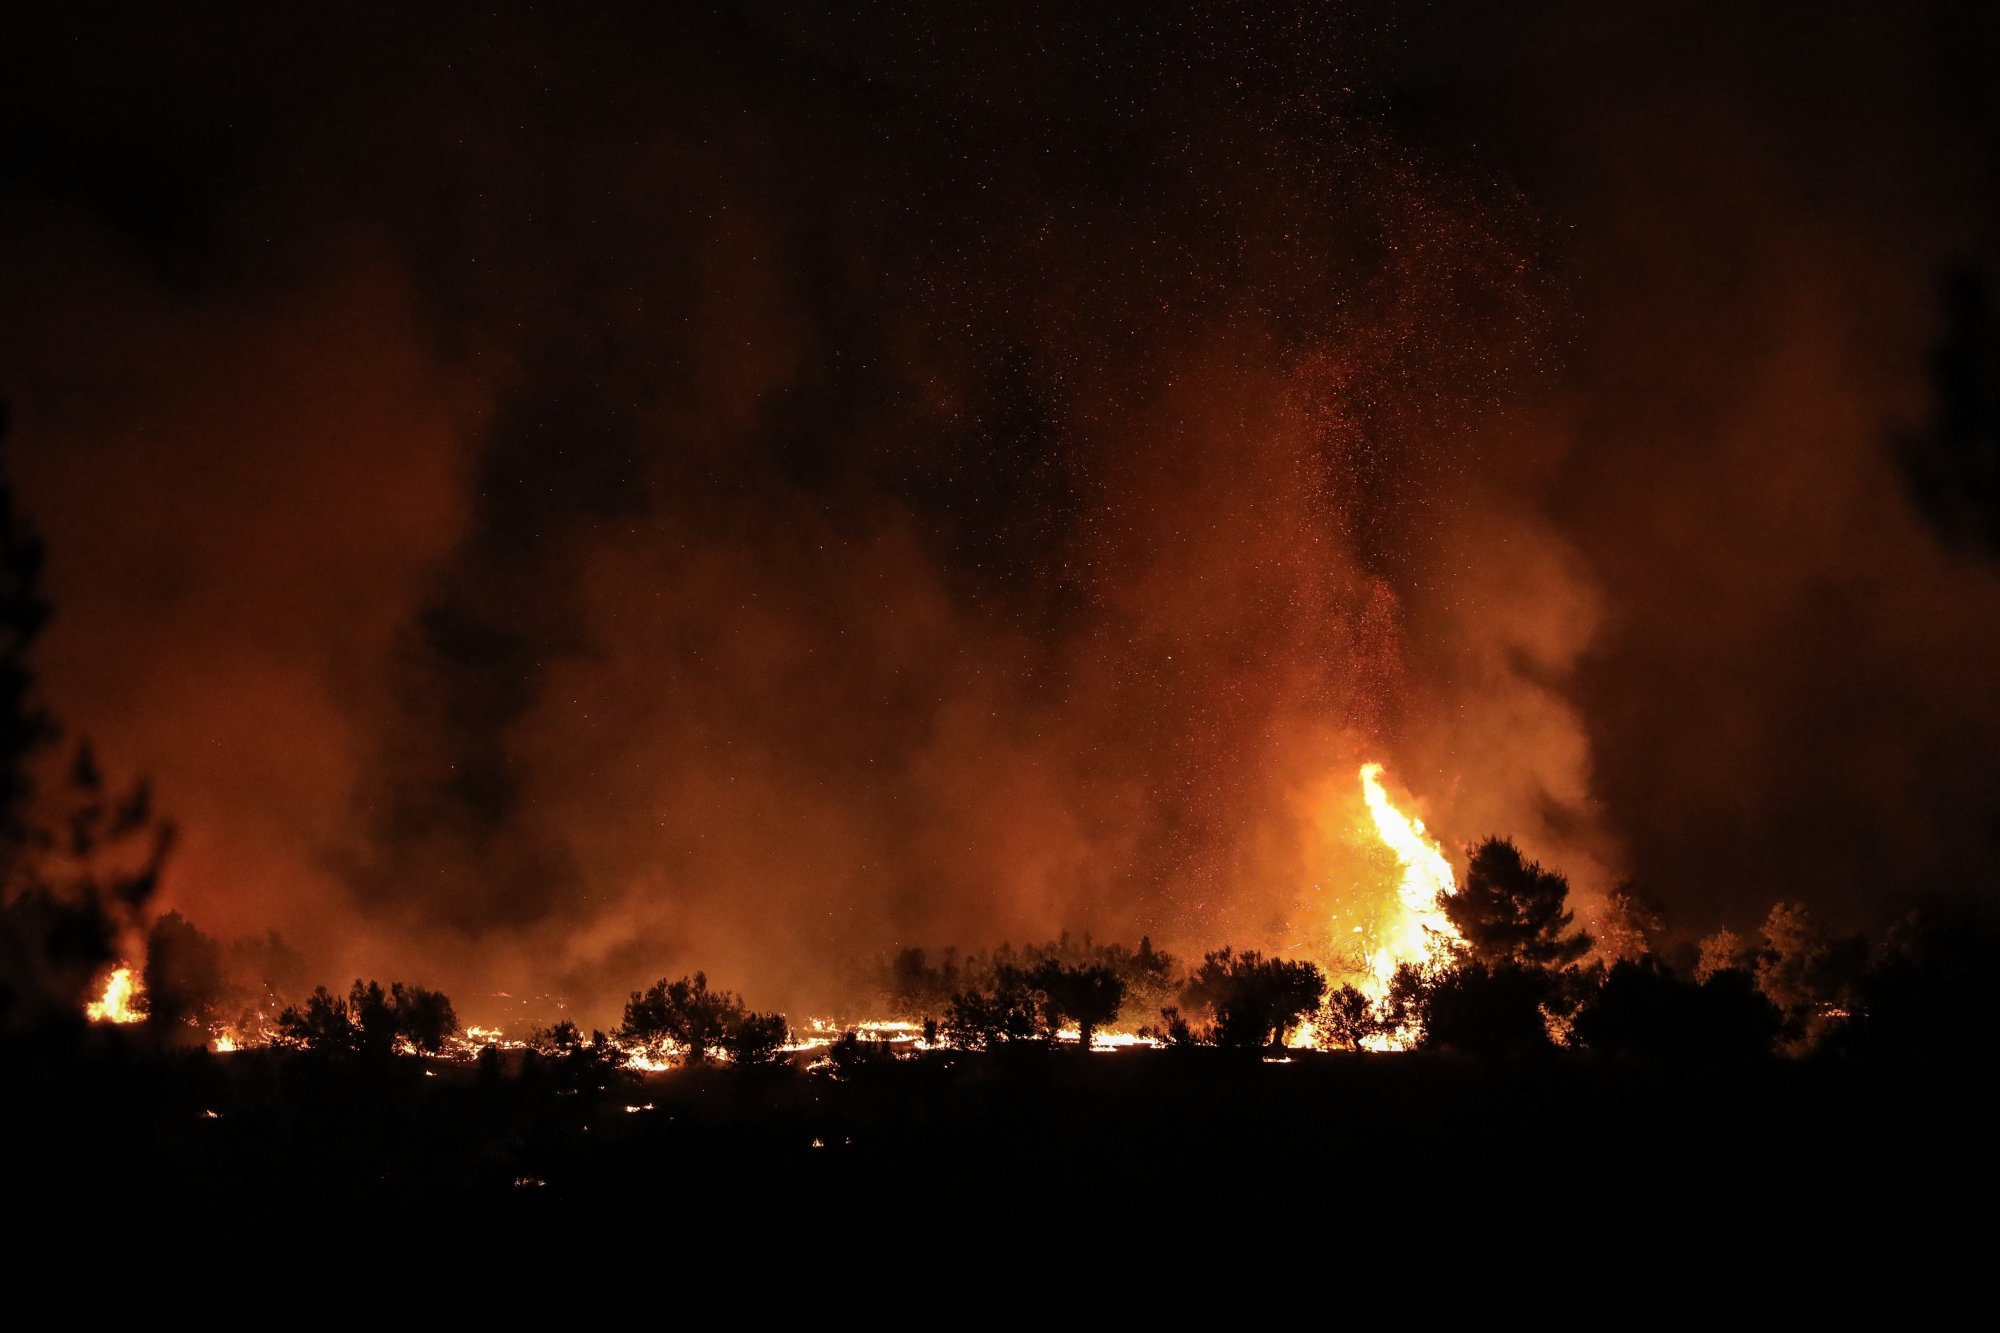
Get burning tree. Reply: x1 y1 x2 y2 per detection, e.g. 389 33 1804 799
1115 936 1180 1028
1752 901 1863 1054
1695 927 1750 982
1598 881 1668 963
1316 983 1381 1052
1366 837 1594 1055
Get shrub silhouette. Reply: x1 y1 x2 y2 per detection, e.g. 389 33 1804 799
1572 957 1780 1063
943 965 1042 1049
1416 961 1555 1057
277 978 458 1055
723 1011 790 1065
1851 899 2000 1060
389 982 459 1052
1181 948 1325 1050
885 933 1176 1034
142 910 225 1039
277 985 358 1053
527 1019 624 1090
621 972 744 1064
1027 959 1124 1050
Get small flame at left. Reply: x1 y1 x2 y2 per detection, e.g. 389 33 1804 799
86 966 144 1024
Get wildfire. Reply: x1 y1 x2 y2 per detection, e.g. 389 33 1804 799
1054 1027 1162 1051
86 966 144 1024
1354 763 1463 1040
71 767 1462 1061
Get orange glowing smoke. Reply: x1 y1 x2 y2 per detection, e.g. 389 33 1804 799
1355 763 1462 1004
86 966 144 1024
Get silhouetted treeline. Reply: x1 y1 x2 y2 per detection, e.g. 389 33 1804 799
277 978 460 1056
877 834 2000 1067
1352 838 1993 1064
934 956 1128 1051
27 833 2000 1072
519 1019 627 1093
883 932 1178 1034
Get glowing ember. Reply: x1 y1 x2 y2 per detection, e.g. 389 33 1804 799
853 1019 923 1043
1055 1027 1163 1051
1354 763 1463 1045
781 1018 935 1056
624 1051 676 1072
86 966 144 1024
1089 1031 1158 1050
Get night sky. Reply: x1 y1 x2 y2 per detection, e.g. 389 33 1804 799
5 2 1999 1022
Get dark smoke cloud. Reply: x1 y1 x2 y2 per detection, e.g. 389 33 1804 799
2 3 1997 1022
1389 1 2000 934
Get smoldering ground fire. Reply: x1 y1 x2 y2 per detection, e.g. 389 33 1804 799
6 3 2000 1039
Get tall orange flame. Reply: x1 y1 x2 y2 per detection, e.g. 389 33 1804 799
86 965 144 1024
1356 763 1461 1004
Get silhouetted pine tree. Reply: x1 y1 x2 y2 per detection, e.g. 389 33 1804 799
0 404 173 1033
1446 837 1593 969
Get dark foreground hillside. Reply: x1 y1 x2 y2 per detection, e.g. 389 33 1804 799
13 1039 1995 1278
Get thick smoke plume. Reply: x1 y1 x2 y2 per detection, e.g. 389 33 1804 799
3 4 1998 1023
